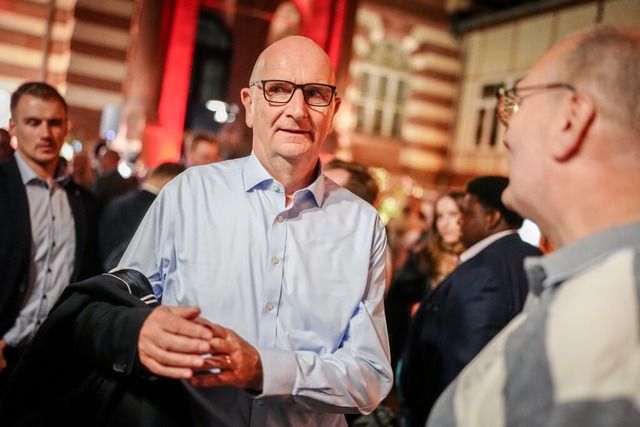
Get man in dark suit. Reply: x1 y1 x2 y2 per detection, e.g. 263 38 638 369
98 162 185 271
93 145 138 208
0 82 99 393
398 176 543 427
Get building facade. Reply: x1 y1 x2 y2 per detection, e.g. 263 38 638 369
0 0 638 194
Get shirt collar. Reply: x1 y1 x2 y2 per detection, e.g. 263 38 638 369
14 151 70 187
525 221 640 296
242 151 325 207
459 229 517 264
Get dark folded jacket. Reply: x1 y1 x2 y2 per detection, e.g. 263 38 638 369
0 269 193 427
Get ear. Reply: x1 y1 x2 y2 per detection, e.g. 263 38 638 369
486 209 503 230
333 96 342 116
552 91 595 162
240 87 253 129
8 117 16 135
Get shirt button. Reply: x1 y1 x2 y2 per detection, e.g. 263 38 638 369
277 215 284 222
272 184 279 191
272 257 279 265
266 302 274 311
257 398 264 405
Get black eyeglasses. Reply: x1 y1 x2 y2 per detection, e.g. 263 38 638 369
496 83 576 125
249 80 337 107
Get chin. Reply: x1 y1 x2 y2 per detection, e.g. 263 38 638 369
36 153 59 163
503 190 531 220
280 133 313 144
501 187 516 210
277 140 314 154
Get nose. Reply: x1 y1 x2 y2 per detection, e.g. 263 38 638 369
285 87 309 118
501 123 512 149
40 121 53 138
453 217 461 229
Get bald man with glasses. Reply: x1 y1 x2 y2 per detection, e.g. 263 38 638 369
126 36 392 426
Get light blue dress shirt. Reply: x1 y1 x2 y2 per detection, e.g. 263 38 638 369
118 153 393 426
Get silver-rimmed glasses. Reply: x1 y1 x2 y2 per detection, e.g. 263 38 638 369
249 80 337 107
496 83 576 125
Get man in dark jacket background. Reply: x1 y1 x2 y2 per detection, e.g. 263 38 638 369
398 176 543 427
0 82 99 393
98 162 185 271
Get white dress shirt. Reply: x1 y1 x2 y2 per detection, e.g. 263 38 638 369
459 229 517 264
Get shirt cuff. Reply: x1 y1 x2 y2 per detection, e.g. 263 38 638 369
256 347 297 396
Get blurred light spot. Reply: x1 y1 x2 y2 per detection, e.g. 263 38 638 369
60 142 74 161
117 160 132 178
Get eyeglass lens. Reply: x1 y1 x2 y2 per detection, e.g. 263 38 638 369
496 84 575 125
263 81 334 106
498 92 517 122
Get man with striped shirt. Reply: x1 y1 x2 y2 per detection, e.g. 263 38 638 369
427 25 640 427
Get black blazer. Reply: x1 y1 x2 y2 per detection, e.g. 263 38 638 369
0 155 100 338
98 188 157 270
0 269 193 426
398 233 543 427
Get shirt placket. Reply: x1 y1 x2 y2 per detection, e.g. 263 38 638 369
34 182 56 339
258 183 287 348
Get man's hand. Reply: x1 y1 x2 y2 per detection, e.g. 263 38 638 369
0 339 7 373
138 306 213 379
189 322 264 391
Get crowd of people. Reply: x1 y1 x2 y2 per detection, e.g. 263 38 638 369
0 25 638 427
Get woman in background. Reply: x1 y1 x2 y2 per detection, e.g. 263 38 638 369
385 192 466 370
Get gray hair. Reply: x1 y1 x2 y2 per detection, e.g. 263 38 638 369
562 26 640 135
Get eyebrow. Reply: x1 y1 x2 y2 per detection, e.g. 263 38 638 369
22 117 65 124
22 115 64 121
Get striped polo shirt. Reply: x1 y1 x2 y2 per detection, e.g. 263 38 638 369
427 222 640 427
